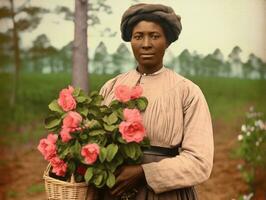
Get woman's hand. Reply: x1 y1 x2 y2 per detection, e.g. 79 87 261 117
110 165 145 197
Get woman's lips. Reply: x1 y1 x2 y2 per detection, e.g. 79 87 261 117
140 54 155 58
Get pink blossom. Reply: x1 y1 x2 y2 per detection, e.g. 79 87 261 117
114 85 131 102
50 156 67 176
123 108 142 122
60 128 72 142
119 121 145 143
62 111 82 132
130 85 143 99
58 85 77 112
81 143 100 165
37 133 58 161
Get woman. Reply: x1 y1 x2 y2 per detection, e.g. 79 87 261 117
98 3 214 200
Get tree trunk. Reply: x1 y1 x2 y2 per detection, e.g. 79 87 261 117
72 0 89 93
10 0 20 107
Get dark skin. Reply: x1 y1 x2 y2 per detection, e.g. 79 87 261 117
109 20 169 198
131 20 169 74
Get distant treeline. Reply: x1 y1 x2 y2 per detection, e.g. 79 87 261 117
1 34 266 79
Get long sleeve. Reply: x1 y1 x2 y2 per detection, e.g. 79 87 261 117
141 83 214 194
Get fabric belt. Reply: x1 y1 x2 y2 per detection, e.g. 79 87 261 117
142 145 180 157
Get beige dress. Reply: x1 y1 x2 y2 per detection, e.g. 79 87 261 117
99 67 214 200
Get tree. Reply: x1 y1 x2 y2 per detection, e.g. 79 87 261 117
0 31 12 72
228 46 243 77
56 0 112 93
72 0 89 93
92 41 111 74
112 43 134 74
0 0 48 106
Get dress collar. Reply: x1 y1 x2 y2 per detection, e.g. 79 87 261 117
135 66 166 76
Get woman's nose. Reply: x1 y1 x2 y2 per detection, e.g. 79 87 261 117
141 37 152 49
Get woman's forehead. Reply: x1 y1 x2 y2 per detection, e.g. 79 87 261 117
132 21 164 34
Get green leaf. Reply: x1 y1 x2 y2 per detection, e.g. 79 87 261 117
70 140 81 158
80 134 88 141
106 144 118 162
117 136 126 144
140 137 150 147
109 99 119 107
123 143 138 159
136 97 148 111
106 171 116 188
103 112 118 125
103 124 118 132
89 91 99 97
91 95 103 106
59 147 70 159
76 96 87 103
67 161 76 175
72 88 81 97
89 129 106 136
77 107 89 116
85 167 93 183
93 174 103 187
44 116 61 130
48 100 64 113
88 119 102 130
109 112 118 124
88 107 100 117
127 100 135 109
99 147 107 163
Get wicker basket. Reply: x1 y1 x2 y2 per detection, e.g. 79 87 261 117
43 164 88 200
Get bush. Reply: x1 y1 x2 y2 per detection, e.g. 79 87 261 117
234 107 266 189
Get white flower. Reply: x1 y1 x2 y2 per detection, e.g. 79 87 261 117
238 134 243 141
250 126 255 132
243 193 254 200
255 141 260 146
246 131 251 136
255 120 264 129
241 124 247 132
237 164 243 170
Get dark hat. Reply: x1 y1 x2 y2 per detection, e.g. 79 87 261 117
120 3 182 44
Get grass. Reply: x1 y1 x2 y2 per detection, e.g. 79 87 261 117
0 72 265 143
26 183 45 195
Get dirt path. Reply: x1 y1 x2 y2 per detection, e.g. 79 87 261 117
0 120 261 200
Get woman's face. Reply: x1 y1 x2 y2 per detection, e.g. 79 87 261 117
130 20 168 69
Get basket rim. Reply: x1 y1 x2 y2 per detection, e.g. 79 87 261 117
43 163 88 187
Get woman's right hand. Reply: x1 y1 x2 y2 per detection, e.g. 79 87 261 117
110 165 145 197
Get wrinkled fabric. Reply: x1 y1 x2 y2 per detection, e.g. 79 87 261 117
99 154 197 200
120 3 182 43
100 67 214 195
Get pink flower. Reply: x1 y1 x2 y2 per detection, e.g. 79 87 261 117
123 108 142 122
81 143 100 165
50 156 67 176
114 85 131 102
37 133 58 161
60 128 72 142
130 85 143 99
119 121 146 143
62 111 82 132
58 85 76 112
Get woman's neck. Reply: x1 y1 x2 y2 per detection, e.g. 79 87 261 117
137 64 163 75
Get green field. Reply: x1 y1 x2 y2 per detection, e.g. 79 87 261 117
0 73 265 140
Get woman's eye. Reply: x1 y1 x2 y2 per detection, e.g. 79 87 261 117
151 35 160 39
134 35 142 40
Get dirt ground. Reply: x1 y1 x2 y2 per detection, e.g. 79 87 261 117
0 120 265 200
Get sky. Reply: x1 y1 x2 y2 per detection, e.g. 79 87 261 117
1 0 266 61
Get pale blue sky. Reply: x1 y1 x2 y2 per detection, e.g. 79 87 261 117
2 0 266 61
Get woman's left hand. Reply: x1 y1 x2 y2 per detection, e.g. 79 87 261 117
110 165 145 197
